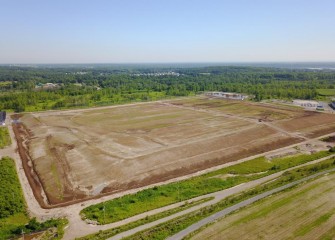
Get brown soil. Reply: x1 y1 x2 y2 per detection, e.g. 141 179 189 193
172 97 304 121
275 111 335 138
322 136 335 142
12 121 89 208
12 119 48 208
24 231 45 240
11 99 335 208
103 135 301 194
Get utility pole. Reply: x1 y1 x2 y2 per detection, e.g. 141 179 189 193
177 182 180 201
103 202 106 224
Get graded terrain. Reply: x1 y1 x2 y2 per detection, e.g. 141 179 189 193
12 97 335 206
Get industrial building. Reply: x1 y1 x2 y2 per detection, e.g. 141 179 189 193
292 100 319 109
0 111 6 125
205 92 246 100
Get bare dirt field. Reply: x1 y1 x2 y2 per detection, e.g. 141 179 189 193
275 112 335 138
190 172 335 240
11 97 335 206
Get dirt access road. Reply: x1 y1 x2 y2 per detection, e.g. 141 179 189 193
4 115 334 240
16 97 308 206
2 99 334 239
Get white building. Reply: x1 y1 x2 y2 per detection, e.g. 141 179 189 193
292 100 319 108
205 92 246 100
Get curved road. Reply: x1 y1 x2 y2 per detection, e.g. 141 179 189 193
107 165 335 240
167 168 335 240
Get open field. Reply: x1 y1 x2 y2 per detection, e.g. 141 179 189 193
317 88 335 96
117 158 335 240
12 97 335 206
0 157 28 239
78 197 213 240
0 127 11 149
81 151 332 224
169 97 335 137
168 97 304 121
190 171 335 240
0 157 68 239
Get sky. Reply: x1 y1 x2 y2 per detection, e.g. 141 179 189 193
0 0 335 63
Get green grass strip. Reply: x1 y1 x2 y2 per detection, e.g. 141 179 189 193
317 89 335 96
319 226 335 240
81 151 332 224
76 197 213 240
0 127 11 149
0 157 28 239
0 157 68 240
294 208 335 237
231 181 327 226
123 158 335 240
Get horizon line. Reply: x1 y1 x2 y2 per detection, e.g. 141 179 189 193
1 61 335 65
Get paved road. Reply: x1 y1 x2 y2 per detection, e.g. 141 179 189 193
106 156 335 240
167 168 335 240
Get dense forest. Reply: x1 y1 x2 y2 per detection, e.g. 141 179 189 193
0 65 334 112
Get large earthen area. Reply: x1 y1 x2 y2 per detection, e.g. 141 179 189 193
13 97 335 206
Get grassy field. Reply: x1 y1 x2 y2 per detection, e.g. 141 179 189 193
190 166 335 240
123 157 335 240
0 157 67 239
24 91 169 112
0 81 11 87
0 157 28 239
81 151 332 224
77 197 213 240
317 89 335 96
0 127 11 148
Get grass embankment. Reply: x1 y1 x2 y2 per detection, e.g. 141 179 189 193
190 167 335 240
125 157 335 240
0 127 11 148
0 157 67 239
0 157 27 239
317 89 335 96
81 151 332 224
76 197 213 240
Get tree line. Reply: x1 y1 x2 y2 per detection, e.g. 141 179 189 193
0 66 334 112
